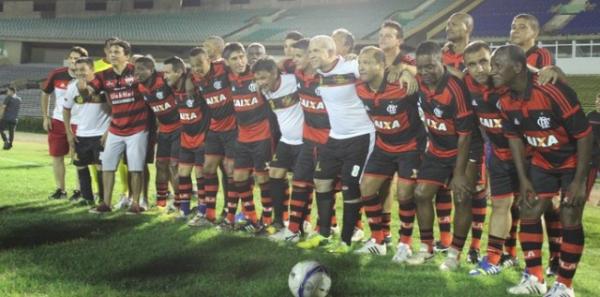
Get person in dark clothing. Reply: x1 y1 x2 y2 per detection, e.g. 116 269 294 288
0 87 21 150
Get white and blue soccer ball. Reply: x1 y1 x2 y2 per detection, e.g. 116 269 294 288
288 260 331 297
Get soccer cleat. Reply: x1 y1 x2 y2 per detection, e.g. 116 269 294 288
68 190 82 202
434 240 449 253
114 196 131 210
126 204 145 215
439 249 461 272
392 242 413 264
269 228 301 243
48 189 67 200
89 202 112 214
139 199 149 211
297 233 331 250
469 256 502 276
546 257 559 277
406 246 434 266
188 213 214 228
351 227 365 242
354 239 387 255
500 253 520 268
383 235 393 247
327 241 352 254
507 272 548 295
543 282 574 297
216 220 234 232
467 248 481 264
236 220 261 234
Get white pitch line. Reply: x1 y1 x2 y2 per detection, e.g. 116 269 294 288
0 156 42 166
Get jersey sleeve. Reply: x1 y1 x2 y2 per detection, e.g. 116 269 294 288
539 48 555 67
41 71 56 94
548 83 590 139
88 72 104 94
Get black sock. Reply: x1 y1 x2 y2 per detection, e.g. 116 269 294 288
316 191 334 237
77 167 93 201
342 200 361 245
270 177 288 225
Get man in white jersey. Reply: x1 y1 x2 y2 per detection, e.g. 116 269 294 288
253 56 305 232
41 47 86 200
63 57 110 206
297 35 375 253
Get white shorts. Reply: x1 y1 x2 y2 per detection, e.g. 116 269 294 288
101 130 148 172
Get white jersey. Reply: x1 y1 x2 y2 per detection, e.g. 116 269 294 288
317 57 375 139
63 80 110 137
262 74 304 145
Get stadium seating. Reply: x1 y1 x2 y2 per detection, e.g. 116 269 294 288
560 1 600 34
470 0 566 37
0 64 59 117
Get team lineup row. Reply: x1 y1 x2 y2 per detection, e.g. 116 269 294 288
38 12 599 297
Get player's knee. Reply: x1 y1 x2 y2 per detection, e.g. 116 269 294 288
314 178 333 193
560 206 584 226
519 202 545 220
269 167 287 179
342 183 361 200
413 185 432 204
233 170 250 182
203 159 219 174
255 174 269 184
397 185 415 203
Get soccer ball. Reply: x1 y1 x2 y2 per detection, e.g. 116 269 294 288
288 260 331 297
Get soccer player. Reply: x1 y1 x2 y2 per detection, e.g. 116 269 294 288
247 42 267 68
354 46 424 257
297 35 375 253
442 13 473 78
253 57 304 232
202 36 225 62
587 93 600 207
82 40 149 214
492 45 593 296
63 57 110 206
41 46 87 200
186 47 237 226
280 31 304 73
510 13 563 276
331 28 355 58
269 38 330 242
406 41 475 270
0 87 21 150
134 56 181 210
223 42 274 231
378 20 416 70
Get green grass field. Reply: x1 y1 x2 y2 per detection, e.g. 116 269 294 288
0 134 599 297
1 75 599 297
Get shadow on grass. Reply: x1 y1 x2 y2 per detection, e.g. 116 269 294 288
0 215 150 250
0 164 45 170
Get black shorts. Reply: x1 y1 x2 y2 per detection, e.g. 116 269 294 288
74 136 102 166
270 141 302 171
417 153 455 186
234 138 272 173
488 153 519 199
313 133 372 186
292 140 319 184
179 146 204 167
156 130 180 162
204 129 237 159
364 147 421 183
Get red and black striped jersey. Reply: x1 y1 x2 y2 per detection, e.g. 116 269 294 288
280 58 296 74
464 74 513 161
228 68 271 143
500 71 591 171
356 80 425 153
89 63 148 136
190 61 236 132
178 73 209 150
138 72 181 134
392 52 416 67
295 69 330 144
442 45 465 71
526 46 554 69
418 70 475 159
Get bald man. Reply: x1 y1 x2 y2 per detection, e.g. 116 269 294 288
296 35 375 253
202 36 225 62
443 13 473 77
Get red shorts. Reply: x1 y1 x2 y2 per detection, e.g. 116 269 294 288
48 118 76 157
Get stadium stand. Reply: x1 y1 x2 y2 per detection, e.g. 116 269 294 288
470 0 566 37
0 64 58 118
560 1 600 34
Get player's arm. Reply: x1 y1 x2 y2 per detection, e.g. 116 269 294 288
386 64 418 95
537 65 567 85
40 91 52 131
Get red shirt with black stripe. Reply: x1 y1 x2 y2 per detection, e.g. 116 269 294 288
500 71 591 171
191 61 236 133
526 45 554 69
42 66 74 121
228 68 271 143
442 44 465 71
89 63 148 136
295 69 330 144
178 73 210 150
280 58 296 74
418 70 475 159
464 74 513 161
356 79 425 153
138 72 181 134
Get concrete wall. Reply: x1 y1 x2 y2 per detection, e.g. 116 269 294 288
2 41 24 64
557 57 600 75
